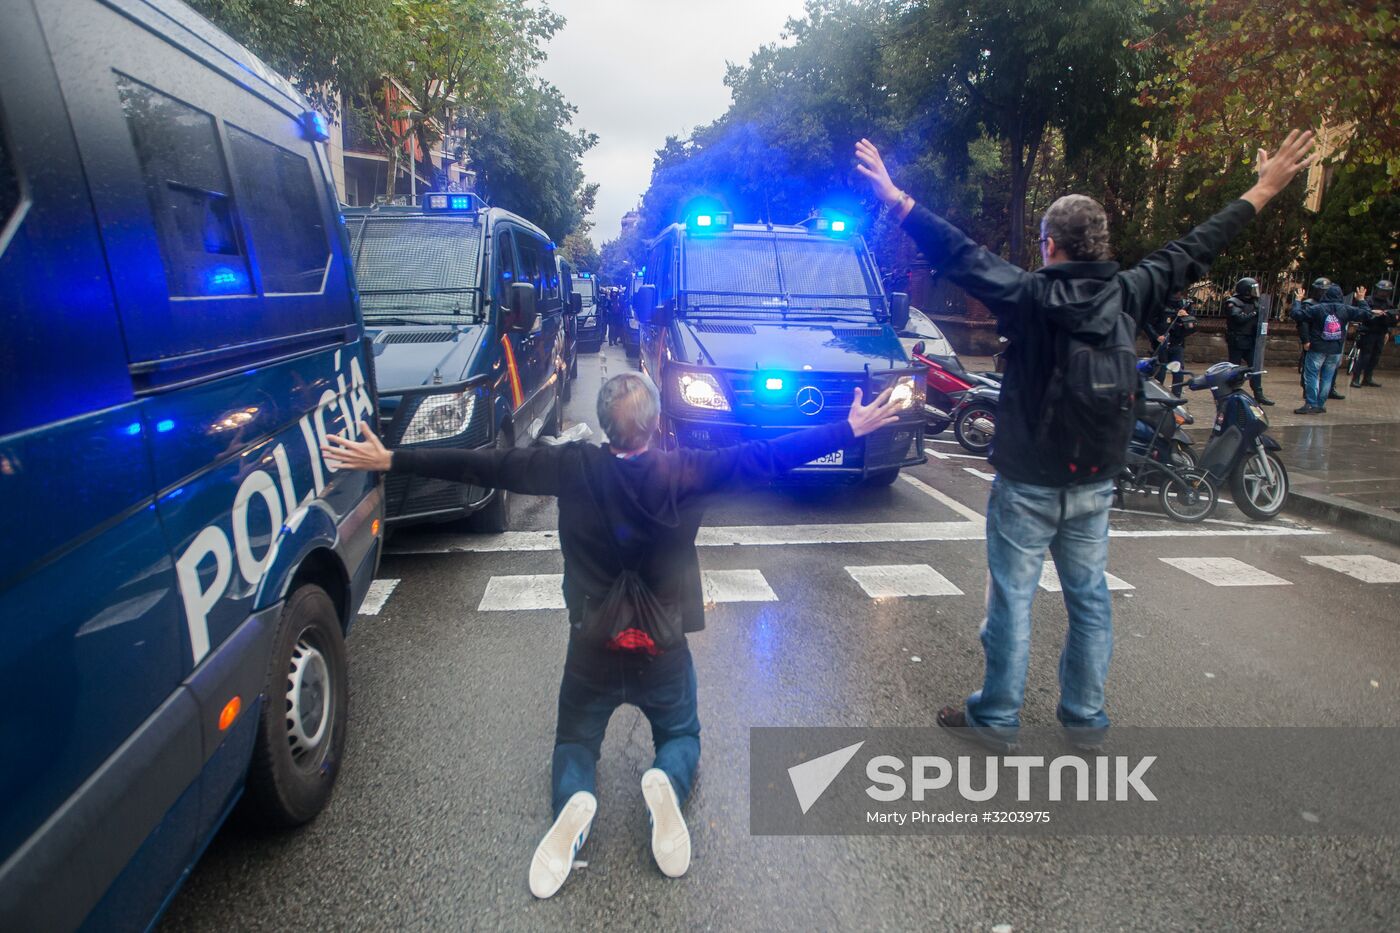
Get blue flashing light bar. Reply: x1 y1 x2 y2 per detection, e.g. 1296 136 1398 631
687 211 731 232
809 214 853 236
423 192 484 212
156 419 175 433
580 272 591 279
300 110 330 142
764 376 784 391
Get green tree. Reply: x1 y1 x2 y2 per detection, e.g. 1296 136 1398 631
1143 0 1400 206
1305 164 1400 286
560 232 600 270
456 76 598 241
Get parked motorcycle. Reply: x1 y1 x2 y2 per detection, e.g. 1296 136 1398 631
1117 362 1217 522
910 339 1001 443
1185 361 1290 520
1134 359 1197 468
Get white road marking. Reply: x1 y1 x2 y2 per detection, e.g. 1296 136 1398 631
899 474 986 522
1037 561 1134 593
1302 555 1400 583
927 438 962 446
1112 527 1324 539
701 522 988 547
478 574 566 611
701 569 778 604
963 467 997 481
845 564 964 598
359 578 399 615
1159 557 1292 587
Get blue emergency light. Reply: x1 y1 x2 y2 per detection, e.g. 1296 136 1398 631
424 192 483 212
765 377 784 391
581 272 591 279
808 213 853 236
687 211 731 232
300 110 330 142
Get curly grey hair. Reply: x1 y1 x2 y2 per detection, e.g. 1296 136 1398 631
1041 194 1112 262
597 372 660 451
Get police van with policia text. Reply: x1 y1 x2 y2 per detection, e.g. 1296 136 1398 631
0 0 384 927
344 193 568 532
634 208 926 484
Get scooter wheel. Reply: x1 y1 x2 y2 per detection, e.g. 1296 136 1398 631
926 418 951 437
1158 468 1217 523
1229 450 1289 520
953 402 996 455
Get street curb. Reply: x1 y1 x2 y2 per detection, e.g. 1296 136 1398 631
1284 488 1400 546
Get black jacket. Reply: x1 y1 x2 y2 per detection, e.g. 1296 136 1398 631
1147 302 1197 349
1296 284 1377 354
1357 299 1396 339
900 199 1255 486
1225 297 1261 351
390 422 853 633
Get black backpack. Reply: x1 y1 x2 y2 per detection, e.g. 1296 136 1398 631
577 457 684 655
1035 310 1139 479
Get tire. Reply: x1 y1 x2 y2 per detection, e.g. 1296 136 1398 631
865 468 901 487
1229 449 1289 520
953 401 996 455
542 385 563 437
242 583 348 829
926 418 951 437
467 429 512 533
1158 468 1217 523
569 353 579 379
561 369 572 404
1169 444 1198 470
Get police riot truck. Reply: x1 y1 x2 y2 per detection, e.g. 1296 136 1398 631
1 0 383 927
633 209 926 484
344 194 568 532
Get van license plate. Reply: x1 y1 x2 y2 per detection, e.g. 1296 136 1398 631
806 450 844 467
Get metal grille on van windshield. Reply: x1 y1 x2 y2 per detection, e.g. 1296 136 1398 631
683 235 879 318
348 215 483 320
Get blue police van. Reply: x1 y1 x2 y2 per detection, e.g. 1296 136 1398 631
571 268 603 353
344 196 567 532
0 1 383 928
634 210 926 484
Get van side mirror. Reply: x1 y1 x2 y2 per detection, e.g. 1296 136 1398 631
633 284 658 324
508 281 538 332
911 340 926 357
889 292 911 331
569 293 583 316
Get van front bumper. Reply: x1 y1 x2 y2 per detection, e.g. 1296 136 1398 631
666 415 925 477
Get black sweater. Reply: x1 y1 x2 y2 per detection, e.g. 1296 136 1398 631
900 199 1255 486
390 421 854 632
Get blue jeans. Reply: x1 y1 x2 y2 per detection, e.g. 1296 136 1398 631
1303 351 1341 408
551 634 700 817
965 476 1116 741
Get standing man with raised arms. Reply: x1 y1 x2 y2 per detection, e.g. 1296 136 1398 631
856 130 1317 750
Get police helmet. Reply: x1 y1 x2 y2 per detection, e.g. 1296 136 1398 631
1375 279 1394 298
1309 276 1331 300
1234 277 1260 300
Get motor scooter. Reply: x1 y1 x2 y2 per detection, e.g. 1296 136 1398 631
910 340 1000 441
1185 361 1290 520
1134 359 1196 468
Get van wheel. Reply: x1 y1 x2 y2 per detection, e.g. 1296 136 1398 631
242 584 348 829
562 371 572 404
467 430 512 533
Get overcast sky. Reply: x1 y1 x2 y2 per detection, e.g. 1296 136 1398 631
537 0 807 245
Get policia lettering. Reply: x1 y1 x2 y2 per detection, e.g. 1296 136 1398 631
174 352 375 664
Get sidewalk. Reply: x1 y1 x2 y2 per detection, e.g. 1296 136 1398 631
959 354 1400 542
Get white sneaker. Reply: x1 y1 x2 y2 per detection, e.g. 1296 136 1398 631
641 768 691 878
529 791 597 899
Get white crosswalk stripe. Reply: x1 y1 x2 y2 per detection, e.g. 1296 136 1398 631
1160 557 1291 587
701 569 778 604
359 578 400 615
1301 555 1400 584
1037 561 1134 593
844 564 964 598
478 574 565 611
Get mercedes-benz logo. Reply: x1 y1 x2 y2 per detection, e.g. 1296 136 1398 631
796 385 825 416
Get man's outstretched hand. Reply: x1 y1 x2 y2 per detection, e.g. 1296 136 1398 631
855 139 913 219
848 386 903 438
1242 130 1318 211
323 422 393 472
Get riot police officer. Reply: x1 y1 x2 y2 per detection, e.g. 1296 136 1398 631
1351 279 1396 388
1147 290 1197 396
1225 277 1274 405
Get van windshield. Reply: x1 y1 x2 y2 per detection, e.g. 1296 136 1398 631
347 214 484 322
682 234 880 321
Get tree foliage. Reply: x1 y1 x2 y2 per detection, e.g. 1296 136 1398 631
1142 0 1400 204
1304 164 1400 286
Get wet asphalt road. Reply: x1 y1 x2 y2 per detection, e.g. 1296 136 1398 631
162 346 1400 932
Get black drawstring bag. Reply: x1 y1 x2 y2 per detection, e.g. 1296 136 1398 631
577 459 684 655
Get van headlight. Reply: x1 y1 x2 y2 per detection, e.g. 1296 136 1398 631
676 372 730 412
401 390 477 444
884 375 923 411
